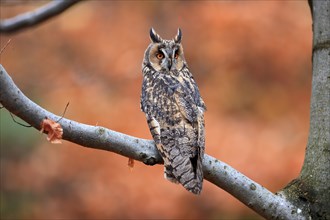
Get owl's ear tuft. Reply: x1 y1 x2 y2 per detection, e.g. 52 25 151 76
150 28 162 43
174 28 182 44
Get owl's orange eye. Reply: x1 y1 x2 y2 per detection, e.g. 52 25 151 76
156 53 164 59
174 52 179 59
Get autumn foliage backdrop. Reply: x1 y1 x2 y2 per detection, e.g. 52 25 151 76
1 1 311 219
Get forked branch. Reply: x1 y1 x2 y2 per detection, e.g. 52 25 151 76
0 65 305 219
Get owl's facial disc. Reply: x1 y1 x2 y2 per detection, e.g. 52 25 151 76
149 44 184 72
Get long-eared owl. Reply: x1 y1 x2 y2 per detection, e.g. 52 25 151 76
140 28 206 194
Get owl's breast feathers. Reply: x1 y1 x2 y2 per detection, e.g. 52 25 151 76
141 68 206 121
141 68 206 194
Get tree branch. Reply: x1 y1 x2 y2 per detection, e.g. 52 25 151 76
0 65 306 219
0 0 81 34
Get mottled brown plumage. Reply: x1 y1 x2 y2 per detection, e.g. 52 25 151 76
140 28 206 194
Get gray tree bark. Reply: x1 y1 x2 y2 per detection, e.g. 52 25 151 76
0 0 79 33
280 1 330 219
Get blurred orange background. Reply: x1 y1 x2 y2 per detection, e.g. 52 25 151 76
0 1 312 219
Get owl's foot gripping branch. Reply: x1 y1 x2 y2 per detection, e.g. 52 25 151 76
0 65 305 220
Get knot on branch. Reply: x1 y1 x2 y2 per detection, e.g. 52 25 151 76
140 152 161 165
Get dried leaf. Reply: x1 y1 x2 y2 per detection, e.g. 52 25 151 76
128 158 135 171
40 118 63 144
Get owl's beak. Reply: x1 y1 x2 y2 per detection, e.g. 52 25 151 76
166 58 172 70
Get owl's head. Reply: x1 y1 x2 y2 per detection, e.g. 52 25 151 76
143 28 186 72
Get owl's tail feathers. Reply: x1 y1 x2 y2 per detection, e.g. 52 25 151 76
164 166 179 184
164 158 203 195
182 158 203 195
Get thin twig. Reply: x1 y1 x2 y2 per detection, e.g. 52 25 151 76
9 112 32 128
3 100 69 128
0 39 12 54
56 102 70 123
